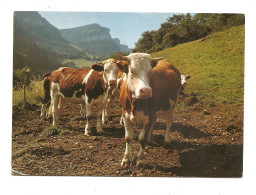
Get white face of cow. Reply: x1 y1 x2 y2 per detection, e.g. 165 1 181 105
181 74 191 86
102 59 118 88
181 75 187 86
125 53 154 99
92 59 119 89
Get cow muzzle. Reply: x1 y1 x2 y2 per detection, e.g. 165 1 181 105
138 87 152 99
109 80 117 88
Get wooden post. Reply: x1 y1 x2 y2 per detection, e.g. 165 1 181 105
23 68 31 106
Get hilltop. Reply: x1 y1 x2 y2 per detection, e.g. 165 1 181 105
61 23 131 57
152 25 244 106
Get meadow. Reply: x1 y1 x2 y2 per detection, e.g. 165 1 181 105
152 25 244 106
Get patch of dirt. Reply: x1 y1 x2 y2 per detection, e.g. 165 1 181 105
12 97 243 177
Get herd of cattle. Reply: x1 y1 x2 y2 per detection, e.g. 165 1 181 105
40 52 190 168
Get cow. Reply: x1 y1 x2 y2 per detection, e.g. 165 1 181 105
40 59 124 135
102 61 128 124
180 74 191 95
116 52 181 168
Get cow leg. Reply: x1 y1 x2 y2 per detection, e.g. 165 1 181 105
136 117 154 166
41 77 51 122
164 109 174 145
102 108 107 124
40 96 51 122
119 116 123 125
84 98 92 136
96 106 104 134
102 95 112 124
51 85 60 126
121 115 134 168
147 116 157 142
80 103 86 118
45 101 51 118
119 109 125 125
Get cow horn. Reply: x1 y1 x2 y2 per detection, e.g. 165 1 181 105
115 52 129 61
152 57 163 61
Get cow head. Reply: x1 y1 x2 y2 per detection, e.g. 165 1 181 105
91 59 127 89
116 52 163 99
181 74 191 86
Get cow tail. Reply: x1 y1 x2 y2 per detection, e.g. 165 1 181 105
42 74 51 104
42 72 52 79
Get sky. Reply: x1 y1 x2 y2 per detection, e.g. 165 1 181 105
39 12 177 49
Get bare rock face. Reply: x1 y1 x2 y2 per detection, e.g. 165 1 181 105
61 23 131 57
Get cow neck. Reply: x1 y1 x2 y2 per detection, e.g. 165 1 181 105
100 74 107 93
132 98 151 117
124 83 133 113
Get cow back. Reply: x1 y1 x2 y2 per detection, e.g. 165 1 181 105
50 67 91 98
150 60 181 111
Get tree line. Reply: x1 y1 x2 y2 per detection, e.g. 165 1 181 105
133 13 245 53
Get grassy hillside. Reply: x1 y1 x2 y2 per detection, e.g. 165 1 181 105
63 59 94 68
152 25 244 106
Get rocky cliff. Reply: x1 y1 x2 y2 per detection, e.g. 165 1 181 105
61 23 131 57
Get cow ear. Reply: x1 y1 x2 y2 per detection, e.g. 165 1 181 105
186 75 191 80
116 60 129 74
151 57 163 68
91 64 104 72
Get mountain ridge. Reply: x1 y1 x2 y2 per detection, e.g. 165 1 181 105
61 23 131 57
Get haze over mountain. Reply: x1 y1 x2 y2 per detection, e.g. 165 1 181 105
61 23 131 56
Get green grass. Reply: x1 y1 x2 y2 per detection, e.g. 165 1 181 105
12 81 44 107
36 126 70 142
63 58 94 68
152 25 244 106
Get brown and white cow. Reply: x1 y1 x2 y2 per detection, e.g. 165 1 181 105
116 52 181 167
40 59 124 135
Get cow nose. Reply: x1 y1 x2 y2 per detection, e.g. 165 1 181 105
109 80 117 87
139 87 152 98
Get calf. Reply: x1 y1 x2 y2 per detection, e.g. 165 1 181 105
40 59 124 135
116 52 181 167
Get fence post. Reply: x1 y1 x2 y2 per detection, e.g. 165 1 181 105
23 68 31 106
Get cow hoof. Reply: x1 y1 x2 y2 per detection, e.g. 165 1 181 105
97 129 104 134
121 157 131 169
84 131 92 136
164 138 171 146
164 143 171 149
136 159 146 167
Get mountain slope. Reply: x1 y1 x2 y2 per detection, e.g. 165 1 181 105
13 12 62 75
13 12 92 75
151 25 244 106
61 23 131 57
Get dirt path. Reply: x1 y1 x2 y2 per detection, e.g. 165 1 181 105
12 98 243 177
